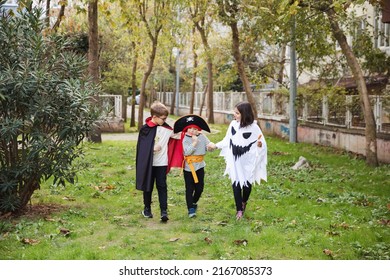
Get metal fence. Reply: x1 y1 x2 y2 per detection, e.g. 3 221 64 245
156 91 390 133
98 95 123 119
98 91 389 133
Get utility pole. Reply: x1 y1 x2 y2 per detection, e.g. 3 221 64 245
289 15 297 143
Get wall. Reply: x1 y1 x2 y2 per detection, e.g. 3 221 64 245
259 118 390 164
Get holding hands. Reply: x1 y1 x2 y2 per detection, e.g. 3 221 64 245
207 142 216 151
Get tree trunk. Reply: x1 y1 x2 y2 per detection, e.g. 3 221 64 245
52 4 66 32
199 83 208 116
88 0 99 84
138 36 159 130
195 23 214 123
168 53 176 115
88 0 101 143
45 0 51 27
326 7 378 167
19 180 40 211
130 42 138 128
170 77 177 115
277 45 287 85
230 21 258 118
190 27 197 114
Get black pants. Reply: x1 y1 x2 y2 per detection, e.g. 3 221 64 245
184 168 204 210
143 166 168 211
232 181 252 211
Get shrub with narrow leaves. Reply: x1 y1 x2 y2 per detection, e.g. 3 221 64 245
0 5 99 213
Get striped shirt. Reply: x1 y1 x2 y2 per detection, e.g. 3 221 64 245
182 133 210 172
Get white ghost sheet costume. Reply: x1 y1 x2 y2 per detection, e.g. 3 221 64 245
216 120 267 188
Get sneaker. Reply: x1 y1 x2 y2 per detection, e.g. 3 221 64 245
160 210 169 222
188 208 196 218
142 207 153 218
236 210 243 220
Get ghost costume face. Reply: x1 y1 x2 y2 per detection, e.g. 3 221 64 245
217 120 267 188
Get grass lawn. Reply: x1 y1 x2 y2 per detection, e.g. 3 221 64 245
0 122 389 260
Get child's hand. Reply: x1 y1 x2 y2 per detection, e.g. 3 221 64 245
257 135 263 148
191 135 199 146
207 142 216 151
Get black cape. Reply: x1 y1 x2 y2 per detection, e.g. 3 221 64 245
135 118 179 192
135 120 156 192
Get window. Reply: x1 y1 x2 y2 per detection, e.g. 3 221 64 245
374 8 390 49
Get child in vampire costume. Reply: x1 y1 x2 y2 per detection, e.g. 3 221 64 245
135 101 182 222
208 101 267 220
173 115 212 218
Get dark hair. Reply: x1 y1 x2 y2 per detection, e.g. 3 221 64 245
236 101 254 128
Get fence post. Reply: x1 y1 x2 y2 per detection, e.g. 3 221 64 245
346 95 352 128
115 95 122 119
322 95 328 125
374 96 382 132
302 99 308 121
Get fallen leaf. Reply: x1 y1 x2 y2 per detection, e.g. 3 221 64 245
59 228 71 236
105 185 115 190
169 237 180 242
233 239 248 246
323 249 333 256
340 222 351 229
272 151 289 156
0 212 12 219
204 237 213 244
326 231 340 236
21 238 40 245
379 219 390 226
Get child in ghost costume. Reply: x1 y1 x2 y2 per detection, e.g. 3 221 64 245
208 101 267 220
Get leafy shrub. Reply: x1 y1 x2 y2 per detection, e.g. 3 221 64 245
0 5 99 213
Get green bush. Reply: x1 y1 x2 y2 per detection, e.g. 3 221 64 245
0 5 99 213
